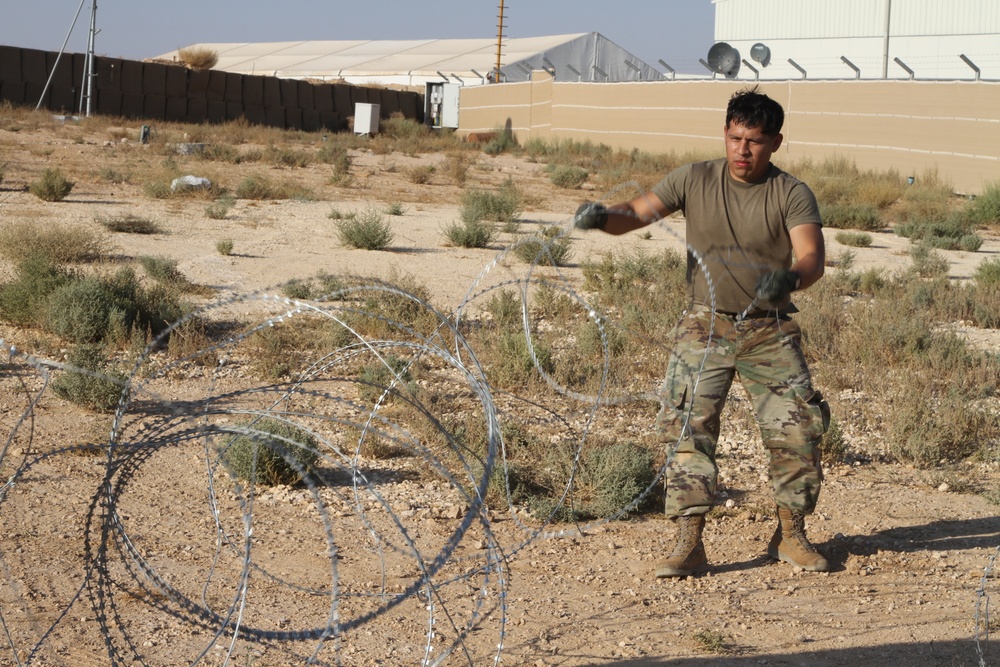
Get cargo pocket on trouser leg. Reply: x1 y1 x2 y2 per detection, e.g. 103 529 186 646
765 385 828 513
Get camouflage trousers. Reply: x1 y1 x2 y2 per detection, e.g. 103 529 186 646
657 305 830 517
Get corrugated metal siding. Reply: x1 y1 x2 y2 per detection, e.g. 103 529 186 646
712 0 1000 80
716 0 998 39
892 0 1000 35
715 0 886 41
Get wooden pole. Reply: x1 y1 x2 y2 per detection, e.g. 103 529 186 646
495 0 505 83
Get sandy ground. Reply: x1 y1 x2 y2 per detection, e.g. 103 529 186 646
0 118 998 666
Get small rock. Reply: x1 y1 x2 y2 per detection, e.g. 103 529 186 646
937 483 950 492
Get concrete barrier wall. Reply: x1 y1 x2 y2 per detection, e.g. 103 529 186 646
459 72 1000 195
0 46 423 132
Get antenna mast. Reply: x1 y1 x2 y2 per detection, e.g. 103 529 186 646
494 0 506 83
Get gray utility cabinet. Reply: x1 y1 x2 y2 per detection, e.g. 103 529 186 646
425 82 460 129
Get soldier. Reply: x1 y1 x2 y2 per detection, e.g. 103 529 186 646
574 86 831 577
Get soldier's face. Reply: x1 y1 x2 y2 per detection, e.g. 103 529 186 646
724 122 783 183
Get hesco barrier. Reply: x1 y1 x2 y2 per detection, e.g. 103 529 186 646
0 45 425 132
458 71 1000 195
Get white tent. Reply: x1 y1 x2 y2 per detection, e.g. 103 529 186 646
157 33 664 88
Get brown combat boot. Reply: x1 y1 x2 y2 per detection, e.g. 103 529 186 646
768 507 830 572
655 515 708 578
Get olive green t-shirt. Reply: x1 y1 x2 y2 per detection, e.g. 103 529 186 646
651 158 822 314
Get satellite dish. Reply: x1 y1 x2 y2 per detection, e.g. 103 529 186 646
707 42 741 78
751 42 771 67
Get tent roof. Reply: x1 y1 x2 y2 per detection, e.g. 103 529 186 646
159 34 594 79
156 33 664 83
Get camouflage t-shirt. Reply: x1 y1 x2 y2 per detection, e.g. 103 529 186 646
651 158 822 314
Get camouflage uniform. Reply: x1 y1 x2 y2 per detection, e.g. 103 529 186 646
657 304 830 517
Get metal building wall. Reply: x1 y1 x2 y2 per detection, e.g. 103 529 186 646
458 73 1000 195
711 0 999 80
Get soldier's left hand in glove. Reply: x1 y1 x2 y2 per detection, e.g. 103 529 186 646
755 269 800 306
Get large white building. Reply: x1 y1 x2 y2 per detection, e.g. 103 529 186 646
710 0 1000 81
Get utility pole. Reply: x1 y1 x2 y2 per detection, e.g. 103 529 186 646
881 0 891 79
83 0 97 116
494 0 506 83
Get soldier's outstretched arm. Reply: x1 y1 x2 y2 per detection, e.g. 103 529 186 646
603 191 676 236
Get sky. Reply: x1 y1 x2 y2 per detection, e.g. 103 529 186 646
0 0 717 75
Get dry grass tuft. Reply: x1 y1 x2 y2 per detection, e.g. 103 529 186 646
177 46 218 70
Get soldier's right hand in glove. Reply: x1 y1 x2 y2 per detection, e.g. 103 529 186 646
573 201 608 231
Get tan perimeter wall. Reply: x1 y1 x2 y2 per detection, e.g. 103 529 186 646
458 73 1000 195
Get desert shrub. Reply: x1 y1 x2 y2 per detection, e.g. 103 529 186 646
142 181 173 199
581 248 687 339
385 202 405 216
546 164 589 189
443 218 496 248
204 195 235 220
528 439 656 521
966 181 1000 225
51 345 126 412
0 256 76 326
198 144 243 163
321 146 353 185
884 381 993 464
281 278 313 300
0 220 109 264
821 203 883 231
46 276 119 343
177 46 218 70
327 208 354 220
973 257 1000 287
575 317 627 358
222 418 320 487
138 255 185 284
957 234 983 252
98 213 162 234
485 289 521 328
407 164 435 184
29 168 74 202
892 171 955 223
215 239 233 257
692 629 730 655
265 145 312 168
353 272 440 338
336 206 393 250
445 151 476 186
821 418 848 466
357 354 418 404
460 177 522 224
834 231 872 248
895 210 980 250
909 242 950 278
235 175 278 200
512 226 573 266
44 267 183 346
483 127 517 155
483 329 556 391
969 284 1000 328
97 166 134 184
857 267 888 295
380 114 424 138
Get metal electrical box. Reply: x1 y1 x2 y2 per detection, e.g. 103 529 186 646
424 82 460 129
354 103 380 135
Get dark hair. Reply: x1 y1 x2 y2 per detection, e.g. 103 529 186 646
725 86 784 136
